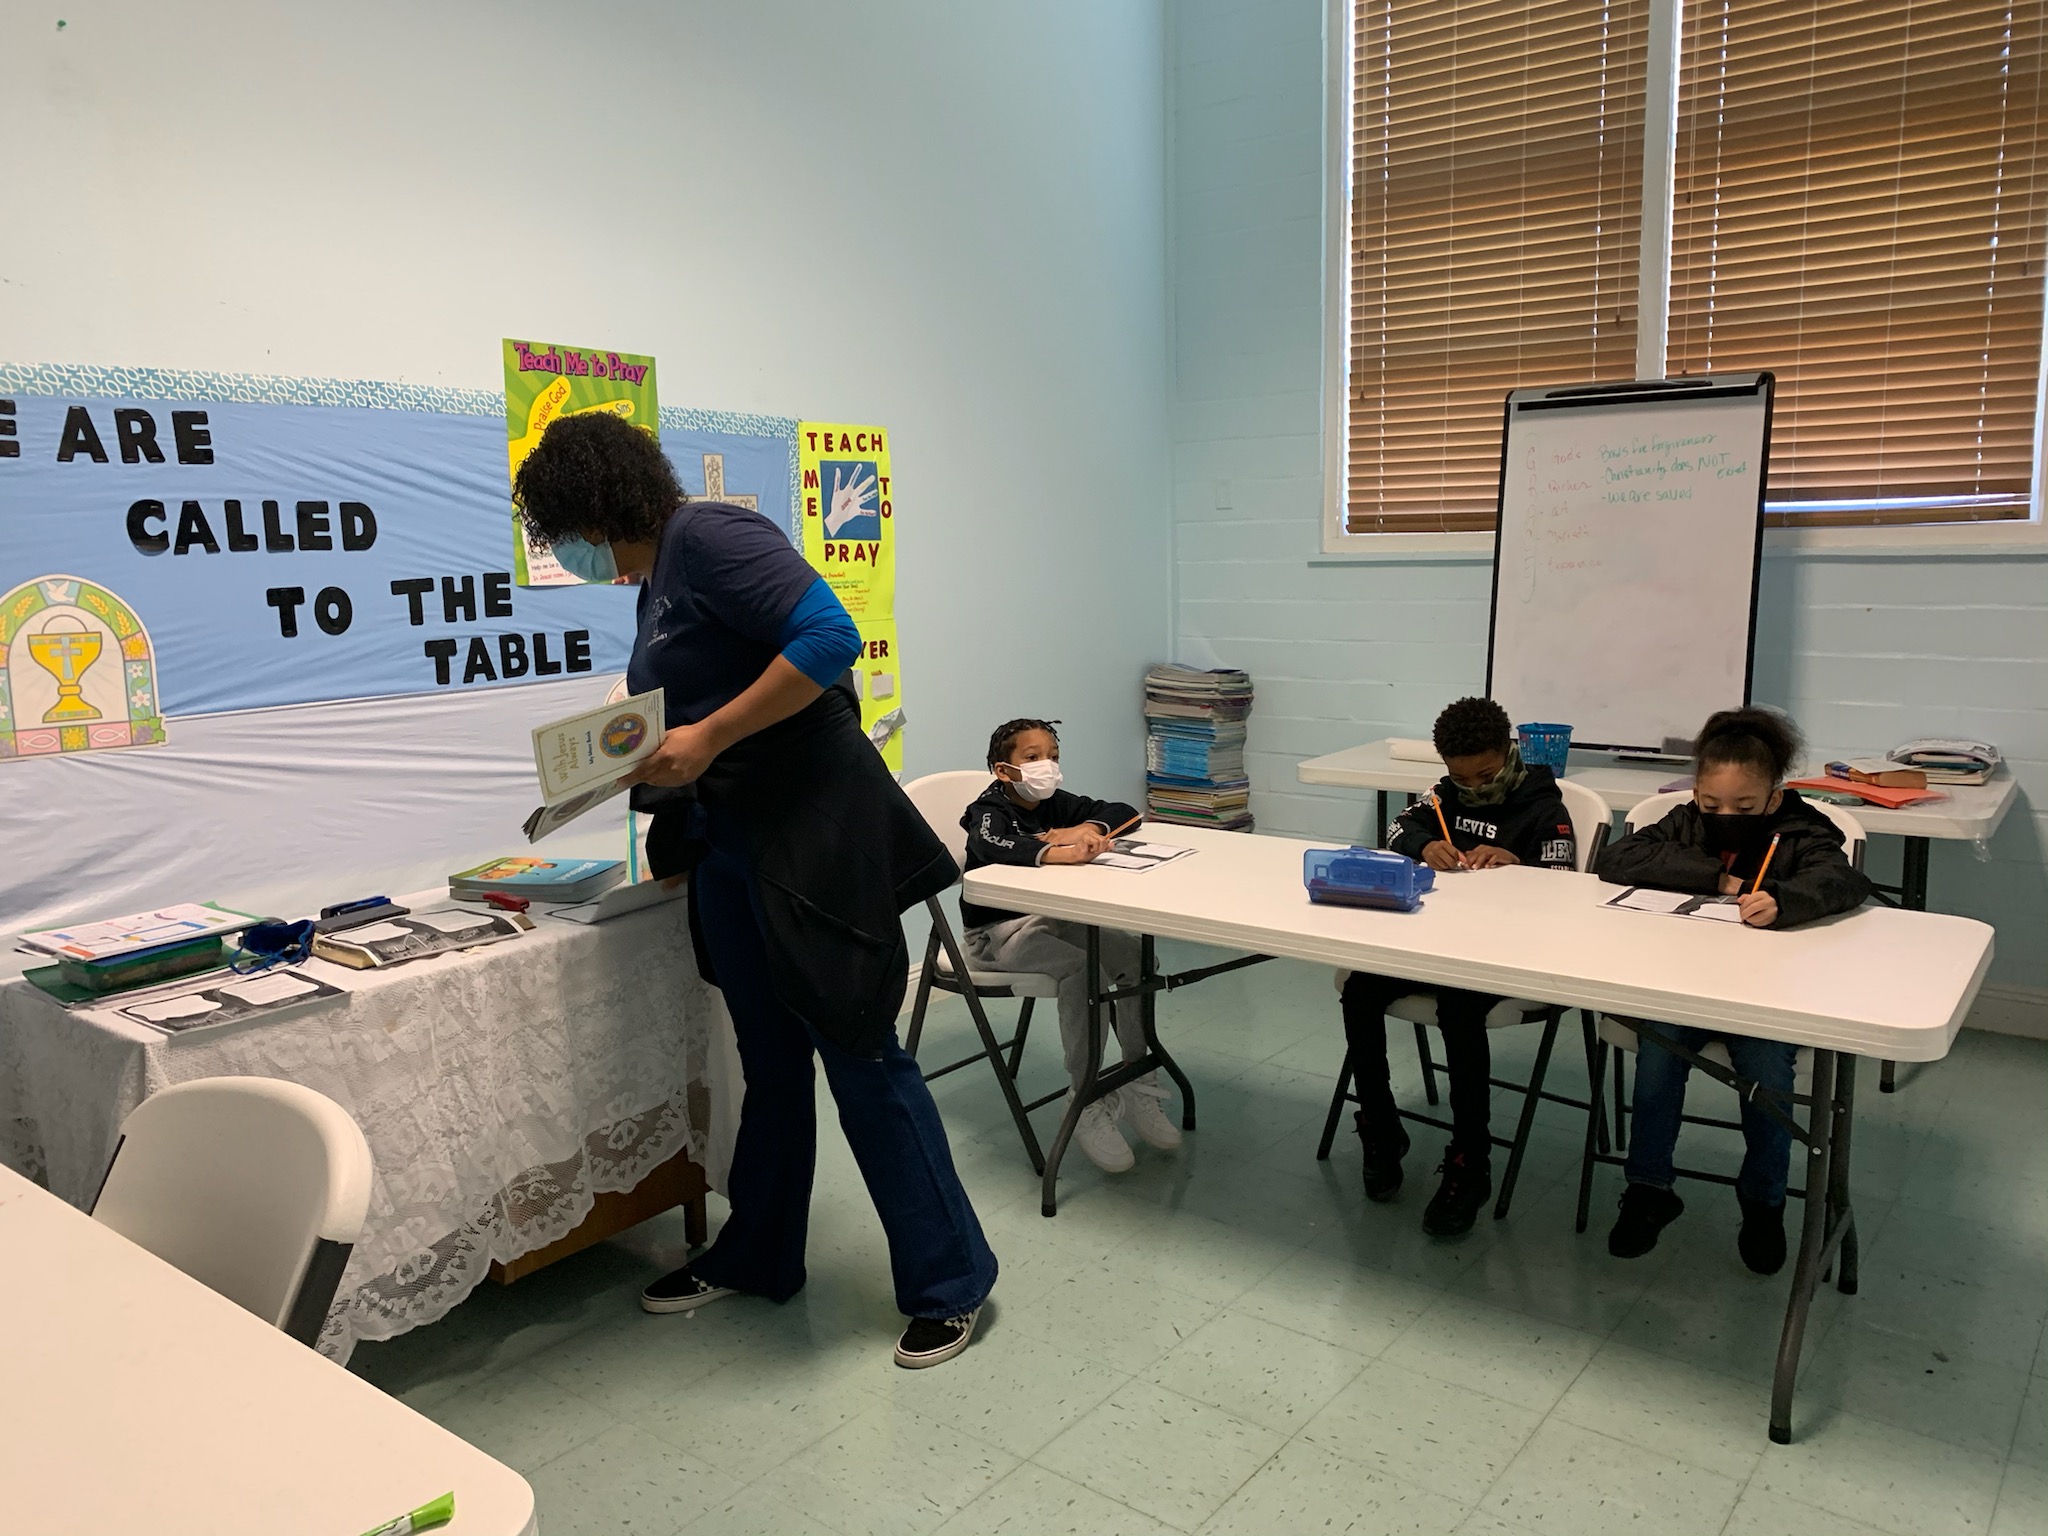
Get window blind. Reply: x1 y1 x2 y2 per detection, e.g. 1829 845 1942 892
1670 0 2048 526
1346 0 1647 534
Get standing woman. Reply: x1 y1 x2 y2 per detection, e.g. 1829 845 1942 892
513 412 995 1368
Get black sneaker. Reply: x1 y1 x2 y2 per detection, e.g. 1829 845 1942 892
640 1264 737 1315
1357 1112 1411 1203
1421 1149 1492 1237
1737 1195 1788 1275
1608 1183 1685 1259
894 1308 981 1369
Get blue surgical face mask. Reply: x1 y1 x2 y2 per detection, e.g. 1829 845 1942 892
550 535 618 584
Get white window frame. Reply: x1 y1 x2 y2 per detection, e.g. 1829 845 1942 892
1318 0 2048 558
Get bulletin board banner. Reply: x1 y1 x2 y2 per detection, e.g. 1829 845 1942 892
798 421 904 767
0 365 797 728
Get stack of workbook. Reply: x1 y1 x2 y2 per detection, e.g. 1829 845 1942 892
1887 737 2001 786
449 857 624 904
1142 663 1254 832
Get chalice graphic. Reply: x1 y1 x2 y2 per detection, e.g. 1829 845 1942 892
26 614 105 724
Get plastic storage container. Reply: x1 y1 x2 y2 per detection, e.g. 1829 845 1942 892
1303 846 1435 912
1516 721 1573 774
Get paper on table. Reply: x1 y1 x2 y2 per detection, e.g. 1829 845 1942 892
127 994 221 1023
410 910 497 935
1091 853 1156 870
340 921 414 944
1691 901 1746 923
532 689 664 805
1606 888 1693 914
1118 842 1194 861
218 973 318 1005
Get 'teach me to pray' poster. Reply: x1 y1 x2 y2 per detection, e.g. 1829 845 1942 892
799 421 903 770
504 338 659 587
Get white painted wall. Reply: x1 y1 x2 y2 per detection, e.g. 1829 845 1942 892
1169 0 2048 1009
0 0 1172 927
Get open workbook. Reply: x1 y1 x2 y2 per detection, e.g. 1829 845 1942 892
1603 887 1747 924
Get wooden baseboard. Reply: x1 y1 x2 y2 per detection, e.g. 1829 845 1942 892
489 1147 709 1285
1967 984 2048 1042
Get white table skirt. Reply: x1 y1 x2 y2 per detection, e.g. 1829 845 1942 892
0 892 738 1362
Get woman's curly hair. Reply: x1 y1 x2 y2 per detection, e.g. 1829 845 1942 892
512 411 685 547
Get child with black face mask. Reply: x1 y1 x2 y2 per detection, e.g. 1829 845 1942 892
1595 707 1871 1273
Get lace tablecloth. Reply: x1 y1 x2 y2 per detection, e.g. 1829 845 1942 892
0 894 735 1362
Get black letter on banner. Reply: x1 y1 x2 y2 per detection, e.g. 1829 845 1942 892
461 636 497 684
532 632 562 676
423 637 458 685
483 571 513 618
171 410 213 465
223 500 259 552
113 409 165 464
313 587 352 635
441 575 477 623
0 399 17 458
339 502 377 551
127 500 169 555
389 577 433 625
295 501 333 551
173 501 221 555
57 407 108 463
498 633 530 678
261 500 295 551
565 629 592 673
266 587 307 638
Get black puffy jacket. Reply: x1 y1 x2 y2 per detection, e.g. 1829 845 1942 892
1596 789 1871 928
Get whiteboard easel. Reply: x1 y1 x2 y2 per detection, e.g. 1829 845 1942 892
1485 375 1774 758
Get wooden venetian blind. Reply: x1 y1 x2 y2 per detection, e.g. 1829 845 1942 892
1347 0 1647 534
1671 0 2048 525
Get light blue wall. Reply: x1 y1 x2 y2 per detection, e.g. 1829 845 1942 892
1169 0 2048 997
0 0 1173 806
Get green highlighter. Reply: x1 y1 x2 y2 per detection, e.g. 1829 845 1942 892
360 1492 454 1536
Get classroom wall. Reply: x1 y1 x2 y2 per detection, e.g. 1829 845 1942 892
0 0 1172 922
1168 0 2048 1014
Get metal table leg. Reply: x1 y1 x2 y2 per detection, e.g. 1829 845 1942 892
1040 925 1107 1218
1880 838 1930 1094
1771 1049 1855 1443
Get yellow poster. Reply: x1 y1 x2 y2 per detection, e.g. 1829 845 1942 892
505 339 659 586
851 616 905 773
798 422 894 622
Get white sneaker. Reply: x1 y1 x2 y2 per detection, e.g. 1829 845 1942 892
1070 1092 1135 1173
1118 1074 1184 1151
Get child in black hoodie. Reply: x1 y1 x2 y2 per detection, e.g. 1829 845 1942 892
1597 706 1871 1273
1340 697 1579 1237
959 718 1178 1174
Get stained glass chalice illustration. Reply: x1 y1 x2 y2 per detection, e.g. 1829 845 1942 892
26 614 105 723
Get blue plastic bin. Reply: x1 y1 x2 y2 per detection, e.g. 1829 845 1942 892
1303 846 1435 912
1516 722 1573 773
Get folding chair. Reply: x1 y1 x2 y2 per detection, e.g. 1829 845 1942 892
1575 793 1868 1236
1316 777 1612 1220
901 770 1057 1174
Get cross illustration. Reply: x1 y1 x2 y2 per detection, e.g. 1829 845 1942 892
702 453 757 511
41 634 91 680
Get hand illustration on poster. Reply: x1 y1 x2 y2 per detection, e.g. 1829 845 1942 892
504 339 660 587
822 462 881 540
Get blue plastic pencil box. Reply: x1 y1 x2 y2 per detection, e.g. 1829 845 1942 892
1303 846 1435 912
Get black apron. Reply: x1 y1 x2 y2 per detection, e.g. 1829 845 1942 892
637 680 955 1058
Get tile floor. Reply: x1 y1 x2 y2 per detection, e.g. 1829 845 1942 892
351 952 2048 1536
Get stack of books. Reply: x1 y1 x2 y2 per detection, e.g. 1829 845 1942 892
1143 664 1254 831
449 857 624 904
1887 738 2001 786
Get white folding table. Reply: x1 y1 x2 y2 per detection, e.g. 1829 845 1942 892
1297 739 2018 1090
0 1162 538 1535
959 826 1993 1442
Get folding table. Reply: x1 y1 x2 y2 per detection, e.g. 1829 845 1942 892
960 825 1994 1442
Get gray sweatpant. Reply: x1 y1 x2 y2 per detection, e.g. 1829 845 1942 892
962 915 1145 1088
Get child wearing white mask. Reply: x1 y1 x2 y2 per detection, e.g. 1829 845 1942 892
957 718 1180 1173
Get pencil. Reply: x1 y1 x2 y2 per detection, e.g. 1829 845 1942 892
1104 813 1143 840
1432 795 1468 867
1750 831 1781 894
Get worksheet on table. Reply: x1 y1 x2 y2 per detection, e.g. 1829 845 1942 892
1604 887 1746 923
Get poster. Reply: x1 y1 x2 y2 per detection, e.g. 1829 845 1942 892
504 339 659 587
798 422 903 767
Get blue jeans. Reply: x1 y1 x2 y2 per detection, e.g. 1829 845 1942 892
689 842 997 1318
1624 1021 1797 1206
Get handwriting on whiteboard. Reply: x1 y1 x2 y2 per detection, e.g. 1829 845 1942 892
1597 431 1751 505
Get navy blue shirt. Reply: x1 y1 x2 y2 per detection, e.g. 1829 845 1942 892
627 502 824 727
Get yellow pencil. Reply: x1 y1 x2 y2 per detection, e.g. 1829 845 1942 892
1432 795 1468 868
1750 831 1782 894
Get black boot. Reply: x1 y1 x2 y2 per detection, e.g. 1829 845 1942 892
1422 1148 1492 1237
1737 1194 1787 1275
1608 1182 1685 1258
1357 1111 1410 1203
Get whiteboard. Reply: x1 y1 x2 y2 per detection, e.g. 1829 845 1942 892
1486 376 1772 757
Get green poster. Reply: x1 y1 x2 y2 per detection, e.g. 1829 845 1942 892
503 338 659 586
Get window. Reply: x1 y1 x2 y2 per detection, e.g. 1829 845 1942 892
1330 0 2048 541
